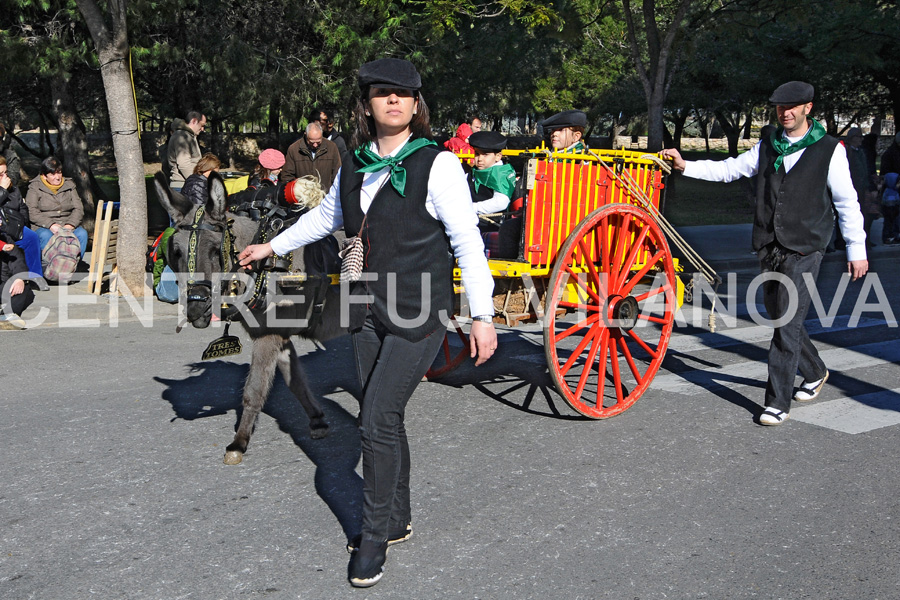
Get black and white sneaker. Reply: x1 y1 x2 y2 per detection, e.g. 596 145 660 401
794 370 829 402
759 407 790 426
347 524 412 553
348 540 388 588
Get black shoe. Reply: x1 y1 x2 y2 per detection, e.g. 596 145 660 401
347 523 412 553
348 540 387 588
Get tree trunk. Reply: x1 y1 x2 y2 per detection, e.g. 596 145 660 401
77 0 149 296
267 98 281 134
714 110 742 157
669 107 689 151
49 73 97 235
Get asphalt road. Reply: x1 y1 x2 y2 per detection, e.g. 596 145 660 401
2 241 899 599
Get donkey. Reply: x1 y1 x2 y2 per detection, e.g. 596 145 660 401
154 172 346 465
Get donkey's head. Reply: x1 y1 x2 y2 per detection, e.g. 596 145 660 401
154 172 231 329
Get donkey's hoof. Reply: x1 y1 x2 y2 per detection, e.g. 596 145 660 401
223 450 244 465
309 420 329 440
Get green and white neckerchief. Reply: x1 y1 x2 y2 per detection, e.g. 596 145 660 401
771 118 826 171
354 138 437 197
472 163 516 198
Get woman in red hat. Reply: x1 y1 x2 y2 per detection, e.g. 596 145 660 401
238 57 497 587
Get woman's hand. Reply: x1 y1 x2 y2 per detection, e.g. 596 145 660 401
0 173 10 190
238 242 274 270
8 279 24 296
1 243 14 252
63 224 75 230
470 319 498 366
49 223 61 234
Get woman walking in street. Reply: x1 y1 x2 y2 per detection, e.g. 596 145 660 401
238 58 497 587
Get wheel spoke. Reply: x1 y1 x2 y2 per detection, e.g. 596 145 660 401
609 214 630 290
637 314 670 325
558 300 600 312
632 284 668 303
618 334 643 383
553 313 601 344
562 265 602 304
615 225 650 290
619 249 666 296
594 329 609 409
557 323 598 377
626 328 659 359
609 336 624 406
574 325 605 400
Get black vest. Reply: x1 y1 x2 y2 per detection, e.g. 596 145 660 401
466 169 495 204
340 145 454 341
753 134 839 254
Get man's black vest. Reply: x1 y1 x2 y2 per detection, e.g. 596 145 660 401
340 144 454 342
753 133 840 254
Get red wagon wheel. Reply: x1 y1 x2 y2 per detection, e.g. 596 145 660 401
543 204 677 418
425 316 469 380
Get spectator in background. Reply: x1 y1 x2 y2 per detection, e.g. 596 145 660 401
282 122 340 191
248 148 285 188
25 156 88 259
444 122 473 155
166 110 206 191
469 117 483 133
0 156 43 283
311 108 348 156
879 133 900 245
0 235 33 329
180 152 222 206
0 122 21 189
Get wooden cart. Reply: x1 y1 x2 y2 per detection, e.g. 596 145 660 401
427 147 719 419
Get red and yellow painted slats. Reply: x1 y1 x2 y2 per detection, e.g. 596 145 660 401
523 151 664 269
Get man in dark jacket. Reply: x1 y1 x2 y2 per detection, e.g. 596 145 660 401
282 122 341 191
660 81 868 427
311 108 348 157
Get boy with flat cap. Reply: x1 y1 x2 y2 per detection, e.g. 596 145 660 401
467 130 517 215
542 109 588 154
660 81 868 427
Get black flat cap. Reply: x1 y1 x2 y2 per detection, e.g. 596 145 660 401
469 130 507 152
769 81 814 105
358 58 422 90
541 110 588 131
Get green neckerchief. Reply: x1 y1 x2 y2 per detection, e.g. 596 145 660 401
472 163 516 198
354 138 437 197
771 118 826 171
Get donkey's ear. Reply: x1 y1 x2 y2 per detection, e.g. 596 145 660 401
154 172 193 224
206 171 228 222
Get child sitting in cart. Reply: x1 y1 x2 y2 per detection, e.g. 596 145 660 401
542 109 588 156
467 130 517 218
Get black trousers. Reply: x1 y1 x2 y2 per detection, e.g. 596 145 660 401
1 282 34 317
352 314 445 543
759 247 827 412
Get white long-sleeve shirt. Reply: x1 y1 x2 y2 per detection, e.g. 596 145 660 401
269 139 496 318
683 132 867 262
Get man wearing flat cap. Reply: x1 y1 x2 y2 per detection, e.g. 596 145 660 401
660 81 868 427
542 109 588 155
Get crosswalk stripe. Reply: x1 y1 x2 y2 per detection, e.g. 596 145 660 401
650 341 900 394
792 391 900 434
667 315 888 352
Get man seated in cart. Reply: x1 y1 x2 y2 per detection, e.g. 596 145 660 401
542 109 588 155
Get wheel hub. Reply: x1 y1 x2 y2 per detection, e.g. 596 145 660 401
607 294 640 331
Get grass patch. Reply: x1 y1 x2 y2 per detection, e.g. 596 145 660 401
661 150 756 227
